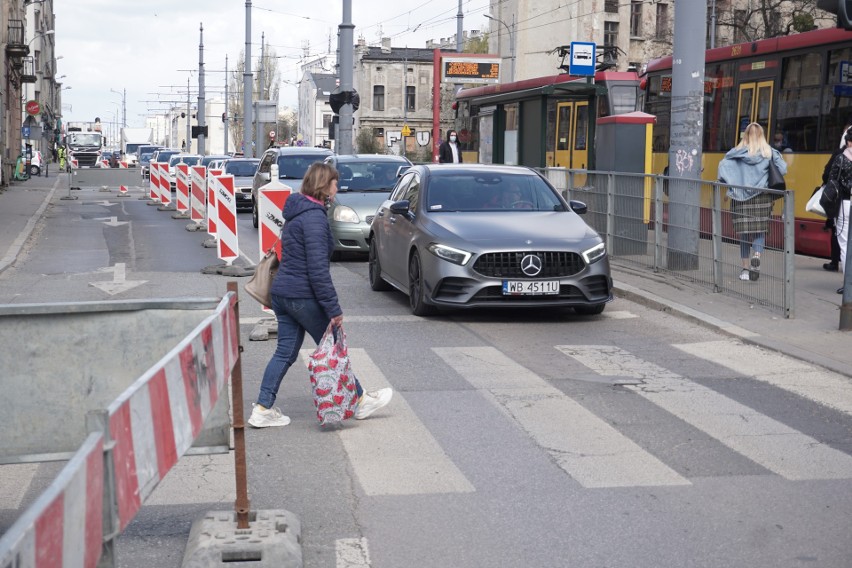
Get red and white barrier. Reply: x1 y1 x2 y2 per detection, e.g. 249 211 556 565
100 159 110 168
212 174 238 264
206 168 223 240
190 165 207 223
70 158 79 169
119 185 129 196
149 163 160 201
107 295 238 531
119 161 128 168
0 433 105 568
175 164 190 214
258 185 290 259
158 163 172 206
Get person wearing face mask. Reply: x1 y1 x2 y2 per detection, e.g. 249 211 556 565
438 130 463 164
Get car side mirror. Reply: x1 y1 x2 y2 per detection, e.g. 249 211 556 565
389 200 411 215
569 200 588 214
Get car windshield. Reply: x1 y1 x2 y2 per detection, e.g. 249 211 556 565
168 155 182 167
156 152 178 163
202 155 228 167
276 154 327 179
182 156 202 166
425 173 565 213
337 161 406 192
67 133 102 146
139 153 154 163
225 160 259 177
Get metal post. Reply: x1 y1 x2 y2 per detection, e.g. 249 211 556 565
255 34 264 157
840 204 852 329
402 52 407 159
712 182 723 290
186 77 192 153
338 0 355 154
244 0 254 157
783 191 796 318
666 0 706 271
198 23 206 156
456 0 463 52
226 282 252 529
654 176 664 270
224 56 230 154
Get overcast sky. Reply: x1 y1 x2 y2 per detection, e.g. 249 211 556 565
54 1 492 129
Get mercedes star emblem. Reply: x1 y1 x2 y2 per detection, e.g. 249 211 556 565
520 254 543 277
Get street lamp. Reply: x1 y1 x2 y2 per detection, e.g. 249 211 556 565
110 88 126 128
484 13 515 83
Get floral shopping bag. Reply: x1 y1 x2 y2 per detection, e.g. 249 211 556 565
308 324 358 426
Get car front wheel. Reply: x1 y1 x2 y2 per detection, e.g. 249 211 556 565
29 165 40 176
252 201 259 228
368 238 391 291
408 251 436 316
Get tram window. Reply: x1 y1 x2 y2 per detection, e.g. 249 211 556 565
818 48 852 150
609 85 639 114
557 105 571 151
575 105 589 150
776 87 819 151
703 62 736 151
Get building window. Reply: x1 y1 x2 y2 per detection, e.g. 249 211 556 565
375 128 384 137
605 0 618 13
373 85 385 111
656 4 669 39
406 86 415 112
604 22 619 47
630 1 642 36
322 114 332 128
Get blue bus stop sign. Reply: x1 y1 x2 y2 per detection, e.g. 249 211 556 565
569 41 596 76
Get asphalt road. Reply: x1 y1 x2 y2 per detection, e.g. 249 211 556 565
1 187 851 567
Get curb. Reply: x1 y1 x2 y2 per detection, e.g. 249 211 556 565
0 177 61 275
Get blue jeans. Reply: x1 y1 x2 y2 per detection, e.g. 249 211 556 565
257 295 362 409
740 233 765 260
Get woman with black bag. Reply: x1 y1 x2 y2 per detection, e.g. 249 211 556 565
718 122 787 282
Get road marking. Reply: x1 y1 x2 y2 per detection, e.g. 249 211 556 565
300 348 475 496
0 463 39 509
94 216 128 227
600 310 638 319
675 340 852 416
89 263 147 295
559 345 852 481
336 538 371 568
434 346 689 488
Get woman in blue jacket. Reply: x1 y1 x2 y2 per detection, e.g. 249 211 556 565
249 162 392 428
718 122 787 282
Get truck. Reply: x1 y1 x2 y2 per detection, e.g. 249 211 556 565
65 121 105 168
119 127 154 167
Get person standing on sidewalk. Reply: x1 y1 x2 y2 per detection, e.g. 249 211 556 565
718 122 787 282
827 129 852 294
438 130 462 164
248 162 393 428
819 124 851 272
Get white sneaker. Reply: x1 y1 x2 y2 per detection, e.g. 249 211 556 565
354 388 393 420
738 269 750 281
248 404 291 428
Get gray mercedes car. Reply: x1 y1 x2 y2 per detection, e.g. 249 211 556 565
368 164 612 316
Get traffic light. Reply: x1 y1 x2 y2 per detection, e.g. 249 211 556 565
329 89 360 114
222 112 227 122
817 0 852 29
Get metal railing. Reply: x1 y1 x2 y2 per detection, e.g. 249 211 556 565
541 168 795 318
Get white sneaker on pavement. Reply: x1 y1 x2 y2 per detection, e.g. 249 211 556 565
354 388 393 420
248 404 291 428
738 269 750 281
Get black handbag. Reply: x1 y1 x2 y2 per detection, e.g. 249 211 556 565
820 179 842 219
767 157 786 191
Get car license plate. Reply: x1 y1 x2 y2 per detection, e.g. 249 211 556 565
502 280 559 295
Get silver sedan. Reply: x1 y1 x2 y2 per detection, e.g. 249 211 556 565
368 164 612 316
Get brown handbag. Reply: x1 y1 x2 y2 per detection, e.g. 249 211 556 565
244 243 280 308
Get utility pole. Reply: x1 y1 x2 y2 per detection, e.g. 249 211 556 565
402 52 408 159
198 23 206 155
186 77 192 153
224 55 229 154
255 33 264 157
338 0 354 154
666 0 707 270
456 0 463 52
243 0 253 157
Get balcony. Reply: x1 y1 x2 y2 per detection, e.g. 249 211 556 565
6 20 30 62
20 57 36 83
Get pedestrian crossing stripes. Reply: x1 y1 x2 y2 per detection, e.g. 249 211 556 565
300 348 475 496
558 345 852 481
674 340 852 416
433 346 690 488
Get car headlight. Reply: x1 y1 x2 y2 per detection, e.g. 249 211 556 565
428 243 472 266
333 205 360 223
581 242 606 264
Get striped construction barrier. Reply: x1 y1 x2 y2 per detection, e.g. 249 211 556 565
206 168 223 240
149 162 160 201
119 161 128 168
0 295 239 565
175 164 191 214
158 163 172 206
212 174 239 264
258 182 291 258
190 165 207 223
70 158 79 169
118 185 129 197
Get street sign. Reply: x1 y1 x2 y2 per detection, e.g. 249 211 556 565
22 126 31 138
269 130 276 140
569 42 596 76
25 100 40 116
401 125 412 137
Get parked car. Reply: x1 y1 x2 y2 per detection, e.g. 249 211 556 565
220 158 260 212
323 154 412 256
251 146 333 227
138 145 164 179
167 154 202 190
368 164 612 316
149 149 181 181
201 154 230 169
26 150 43 176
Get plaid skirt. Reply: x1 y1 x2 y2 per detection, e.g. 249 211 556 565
731 192 775 235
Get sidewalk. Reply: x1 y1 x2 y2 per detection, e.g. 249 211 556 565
1 173 849 377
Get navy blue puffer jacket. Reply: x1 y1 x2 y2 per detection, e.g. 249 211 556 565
270 193 341 319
